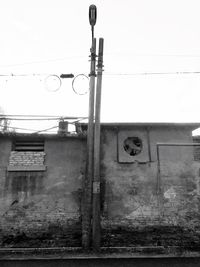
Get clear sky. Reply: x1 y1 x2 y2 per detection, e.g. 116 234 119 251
1 0 200 132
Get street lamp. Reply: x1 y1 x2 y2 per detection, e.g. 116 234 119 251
82 4 97 250
89 4 97 41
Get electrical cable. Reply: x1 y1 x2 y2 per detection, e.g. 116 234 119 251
104 53 200 58
0 124 69 134
0 55 87 68
104 71 200 76
32 125 59 134
0 114 87 118
0 72 74 79
0 114 62 117
2 53 200 69
0 125 39 132
0 115 88 134
1 118 61 121
1 70 200 80
0 73 49 77
1 52 200 68
0 114 88 121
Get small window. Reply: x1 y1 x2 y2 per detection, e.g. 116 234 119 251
13 139 44 151
7 138 46 201
8 138 46 171
123 137 143 156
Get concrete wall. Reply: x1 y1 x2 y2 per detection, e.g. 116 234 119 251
0 125 200 249
101 126 200 247
0 135 86 247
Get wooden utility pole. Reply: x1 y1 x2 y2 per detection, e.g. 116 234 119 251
92 38 104 250
82 5 105 250
82 5 97 249
82 36 96 249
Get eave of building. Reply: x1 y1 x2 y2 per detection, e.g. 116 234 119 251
0 122 200 138
81 122 200 131
0 132 87 139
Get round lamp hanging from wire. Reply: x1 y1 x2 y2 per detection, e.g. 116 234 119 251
44 74 62 92
72 74 89 95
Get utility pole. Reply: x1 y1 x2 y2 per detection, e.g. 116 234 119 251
82 5 97 249
92 38 104 251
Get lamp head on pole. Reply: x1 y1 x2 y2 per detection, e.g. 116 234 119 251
89 5 97 26
89 5 97 40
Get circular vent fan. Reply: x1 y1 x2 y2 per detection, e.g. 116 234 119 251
123 137 143 156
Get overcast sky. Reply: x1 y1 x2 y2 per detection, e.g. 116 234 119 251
1 0 200 132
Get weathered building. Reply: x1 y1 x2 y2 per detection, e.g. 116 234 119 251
99 123 200 248
0 122 200 252
0 133 86 247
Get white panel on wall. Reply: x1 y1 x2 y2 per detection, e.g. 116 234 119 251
117 129 149 163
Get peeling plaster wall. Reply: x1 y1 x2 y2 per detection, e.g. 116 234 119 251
0 125 199 249
101 126 200 247
0 136 86 248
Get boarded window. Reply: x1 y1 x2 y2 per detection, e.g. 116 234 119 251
8 138 46 171
7 138 46 201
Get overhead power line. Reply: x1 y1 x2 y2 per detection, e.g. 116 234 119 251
2 53 200 68
1 70 200 79
0 114 88 121
0 73 74 78
0 124 61 133
0 124 38 132
105 53 200 58
104 71 200 76
0 114 66 117
33 125 59 134
0 55 87 68
0 73 49 77
0 70 200 80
